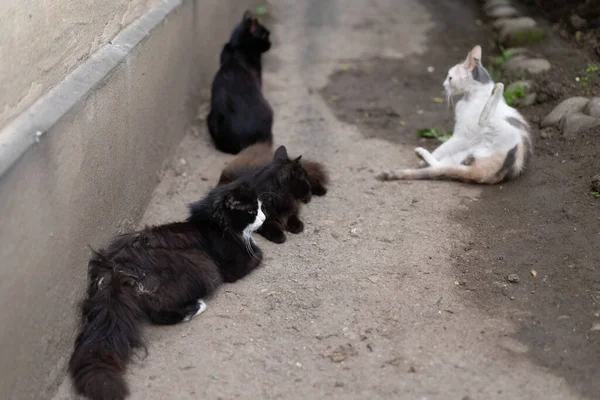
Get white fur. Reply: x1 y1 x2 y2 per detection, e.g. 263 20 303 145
183 299 207 322
136 283 153 295
377 46 531 184
432 47 527 168
243 199 265 244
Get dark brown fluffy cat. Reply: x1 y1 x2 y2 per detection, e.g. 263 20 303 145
68 181 265 400
219 143 329 197
218 144 328 243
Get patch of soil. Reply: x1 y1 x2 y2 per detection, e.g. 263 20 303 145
320 0 486 146
321 0 600 397
518 0 600 58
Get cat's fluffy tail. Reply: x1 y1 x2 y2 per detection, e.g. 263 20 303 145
69 266 144 400
300 160 329 196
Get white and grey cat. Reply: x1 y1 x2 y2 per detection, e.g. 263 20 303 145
378 45 532 184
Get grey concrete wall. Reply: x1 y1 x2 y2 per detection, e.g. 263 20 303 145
0 1 255 398
0 0 159 130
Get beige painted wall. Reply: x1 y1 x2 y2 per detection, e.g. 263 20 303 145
0 0 158 129
0 0 257 398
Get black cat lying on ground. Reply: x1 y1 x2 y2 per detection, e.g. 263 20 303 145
207 11 273 154
218 145 328 244
69 181 265 400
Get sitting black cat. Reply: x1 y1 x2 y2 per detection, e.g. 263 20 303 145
218 145 317 244
207 10 273 154
68 181 265 400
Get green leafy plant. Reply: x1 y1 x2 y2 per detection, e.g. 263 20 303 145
512 29 547 45
487 65 503 83
576 65 598 94
417 128 453 142
592 192 600 198
255 5 268 16
503 84 525 106
577 75 589 91
254 5 270 22
493 48 514 66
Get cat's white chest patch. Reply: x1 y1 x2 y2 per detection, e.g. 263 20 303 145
243 200 266 241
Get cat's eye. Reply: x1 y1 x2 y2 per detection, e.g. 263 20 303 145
449 77 453 81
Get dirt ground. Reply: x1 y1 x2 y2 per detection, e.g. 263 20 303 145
54 0 599 399
518 0 600 57
322 0 600 398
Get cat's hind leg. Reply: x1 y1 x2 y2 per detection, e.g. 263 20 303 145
479 83 504 125
431 136 469 161
258 220 287 243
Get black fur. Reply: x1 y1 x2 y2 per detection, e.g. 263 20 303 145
218 145 312 244
207 11 273 154
69 181 264 400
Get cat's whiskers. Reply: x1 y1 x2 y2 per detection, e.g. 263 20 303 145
239 233 260 260
446 87 455 110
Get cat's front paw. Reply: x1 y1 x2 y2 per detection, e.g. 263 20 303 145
183 299 207 322
311 183 328 196
287 216 304 234
259 225 287 244
266 232 287 243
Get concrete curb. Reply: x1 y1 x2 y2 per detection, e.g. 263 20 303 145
0 0 182 179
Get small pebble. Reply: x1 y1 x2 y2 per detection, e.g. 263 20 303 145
507 274 520 283
540 128 553 140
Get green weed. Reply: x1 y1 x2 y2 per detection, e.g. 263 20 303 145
503 84 525 106
493 48 514 66
417 128 453 142
511 29 547 45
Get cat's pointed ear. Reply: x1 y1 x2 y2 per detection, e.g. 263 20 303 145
224 181 250 210
293 155 302 163
463 45 482 69
224 190 240 210
471 45 482 60
236 180 253 195
274 145 289 161
242 10 253 21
